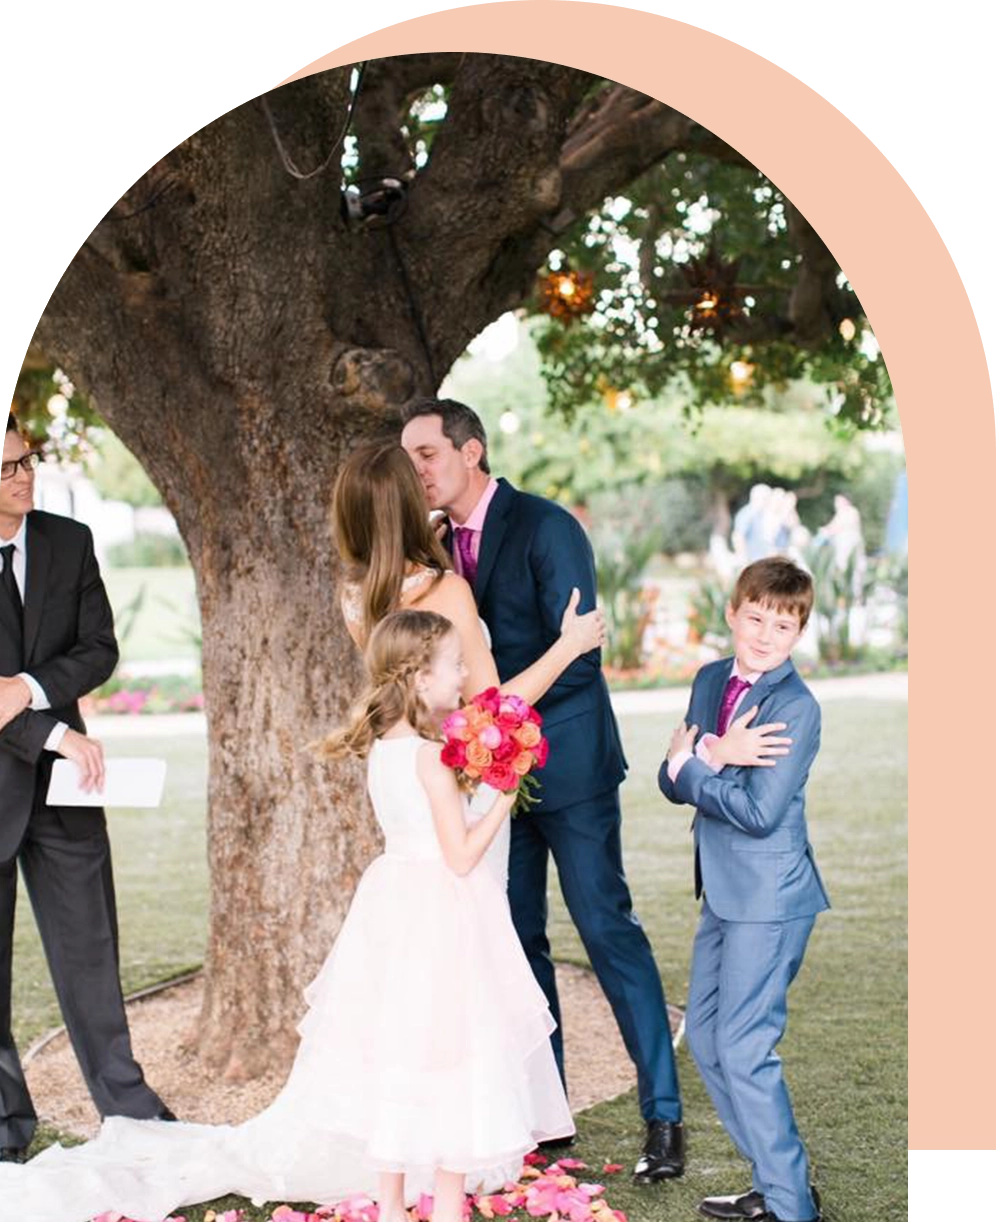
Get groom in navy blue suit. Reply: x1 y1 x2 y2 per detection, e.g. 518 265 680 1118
401 398 683 1181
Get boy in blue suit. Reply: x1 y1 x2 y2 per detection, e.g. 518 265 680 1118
402 399 684 1183
659 558 829 1222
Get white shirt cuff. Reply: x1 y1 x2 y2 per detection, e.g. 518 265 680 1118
697 733 722 769
19 672 51 711
44 722 69 752
667 748 694 782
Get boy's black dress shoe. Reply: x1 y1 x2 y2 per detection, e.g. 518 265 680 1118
0 1146 27 1163
632 1119 684 1181
700 1185 820 1220
699 1189 767 1219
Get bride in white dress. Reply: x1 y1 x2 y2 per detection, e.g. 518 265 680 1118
333 441 605 885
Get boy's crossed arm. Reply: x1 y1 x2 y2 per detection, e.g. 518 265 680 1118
659 694 820 839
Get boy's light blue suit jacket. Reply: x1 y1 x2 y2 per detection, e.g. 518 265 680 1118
658 655 830 923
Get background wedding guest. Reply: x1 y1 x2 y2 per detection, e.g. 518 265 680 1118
731 483 772 564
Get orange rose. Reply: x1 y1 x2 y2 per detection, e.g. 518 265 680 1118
512 751 534 777
512 722 541 748
466 739 494 770
465 706 493 733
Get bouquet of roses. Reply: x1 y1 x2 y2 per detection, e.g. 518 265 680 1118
440 688 549 813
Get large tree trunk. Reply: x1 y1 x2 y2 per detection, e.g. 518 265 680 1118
30 66 432 1072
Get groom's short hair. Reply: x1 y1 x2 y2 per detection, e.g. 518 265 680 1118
400 397 491 474
5 412 19 434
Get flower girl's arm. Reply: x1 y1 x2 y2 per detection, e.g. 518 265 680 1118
417 743 516 876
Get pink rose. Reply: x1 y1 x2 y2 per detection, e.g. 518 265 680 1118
533 737 550 768
484 761 518 791
440 739 468 770
441 711 469 738
472 687 501 715
479 724 503 750
492 735 518 763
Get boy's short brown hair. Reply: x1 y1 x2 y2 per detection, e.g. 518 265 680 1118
731 557 814 630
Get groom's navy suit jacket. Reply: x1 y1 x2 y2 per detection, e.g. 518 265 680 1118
449 478 626 812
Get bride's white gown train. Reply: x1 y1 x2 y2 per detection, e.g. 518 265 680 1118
0 737 568 1222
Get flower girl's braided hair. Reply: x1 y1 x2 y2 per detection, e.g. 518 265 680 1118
318 609 455 760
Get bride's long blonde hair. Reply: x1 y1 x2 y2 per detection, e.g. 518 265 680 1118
332 441 452 645
318 609 454 760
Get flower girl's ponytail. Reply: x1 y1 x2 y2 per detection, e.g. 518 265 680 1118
317 609 455 759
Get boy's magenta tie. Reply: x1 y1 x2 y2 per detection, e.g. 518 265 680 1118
716 675 752 736
454 526 478 589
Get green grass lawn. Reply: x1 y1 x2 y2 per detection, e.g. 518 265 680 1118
12 735 209 1049
103 566 200 666
15 698 906 1221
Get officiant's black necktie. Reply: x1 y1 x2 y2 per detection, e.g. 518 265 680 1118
0 544 22 621
1 544 24 665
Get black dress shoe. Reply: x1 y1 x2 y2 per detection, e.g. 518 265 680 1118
0 1146 27 1163
537 1133 576 1153
763 1183 821 1222
632 1119 684 1181
699 1189 767 1219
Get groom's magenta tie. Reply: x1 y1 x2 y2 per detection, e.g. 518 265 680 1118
454 526 478 589
716 674 752 736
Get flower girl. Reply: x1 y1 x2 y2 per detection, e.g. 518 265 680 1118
0 608 572 1222
314 608 573 1222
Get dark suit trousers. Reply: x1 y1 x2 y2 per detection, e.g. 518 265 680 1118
508 788 682 1122
0 789 164 1147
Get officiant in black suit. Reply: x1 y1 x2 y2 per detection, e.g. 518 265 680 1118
0 413 171 1161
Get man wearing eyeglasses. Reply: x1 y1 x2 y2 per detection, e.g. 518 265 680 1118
0 413 172 1163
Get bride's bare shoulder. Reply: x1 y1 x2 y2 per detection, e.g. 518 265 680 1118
409 569 474 616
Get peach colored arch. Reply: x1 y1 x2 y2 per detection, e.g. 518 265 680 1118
286 2 992 1149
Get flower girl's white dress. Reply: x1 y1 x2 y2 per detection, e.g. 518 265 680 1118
0 735 572 1222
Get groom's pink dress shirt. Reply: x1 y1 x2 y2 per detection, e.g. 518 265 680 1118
449 477 499 574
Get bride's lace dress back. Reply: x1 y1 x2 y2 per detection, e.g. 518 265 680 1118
340 566 446 631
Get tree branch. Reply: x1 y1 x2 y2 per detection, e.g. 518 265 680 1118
550 86 694 232
786 201 855 344
351 53 464 181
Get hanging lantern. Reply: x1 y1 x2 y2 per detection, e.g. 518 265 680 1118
674 247 744 337
537 267 595 323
